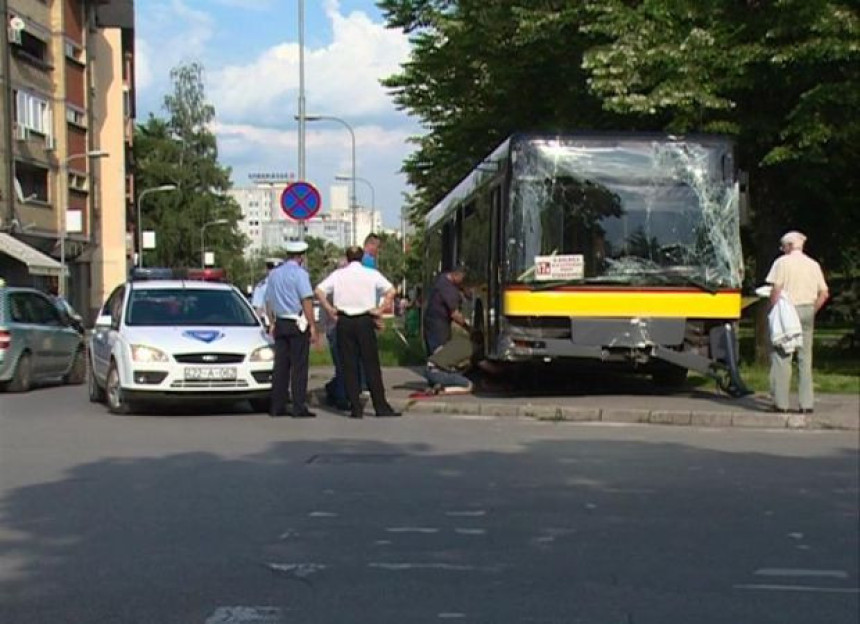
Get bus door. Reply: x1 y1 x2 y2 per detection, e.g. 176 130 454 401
487 185 503 356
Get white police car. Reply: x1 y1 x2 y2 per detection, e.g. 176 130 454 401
87 268 274 414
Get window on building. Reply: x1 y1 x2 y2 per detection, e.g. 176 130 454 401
16 161 49 203
64 40 84 64
66 106 86 128
14 31 50 67
15 90 53 137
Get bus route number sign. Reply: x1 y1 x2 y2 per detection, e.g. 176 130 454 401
534 254 584 281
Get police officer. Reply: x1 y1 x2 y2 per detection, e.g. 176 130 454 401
264 241 318 418
251 258 282 324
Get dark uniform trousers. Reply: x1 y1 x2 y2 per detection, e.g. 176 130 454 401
271 318 310 413
336 313 390 415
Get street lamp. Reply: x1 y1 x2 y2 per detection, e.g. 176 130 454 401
297 114 357 244
200 218 230 267
60 150 109 299
136 184 177 267
335 174 375 233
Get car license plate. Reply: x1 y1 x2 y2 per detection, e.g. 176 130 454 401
184 367 238 381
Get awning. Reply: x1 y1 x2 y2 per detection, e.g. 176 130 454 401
0 233 65 277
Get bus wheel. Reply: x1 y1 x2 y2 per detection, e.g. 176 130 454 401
652 365 688 389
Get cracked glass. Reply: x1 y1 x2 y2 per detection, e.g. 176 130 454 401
506 136 743 290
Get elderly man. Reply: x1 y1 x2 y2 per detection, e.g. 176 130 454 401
265 241 318 418
765 231 829 414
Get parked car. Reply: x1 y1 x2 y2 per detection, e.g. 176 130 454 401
87 270 275 414
0 281 87 392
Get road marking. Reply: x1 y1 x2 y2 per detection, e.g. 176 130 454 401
787 532 804 540
445 510 486 517
369 562 486 571
755 568 849 579
454 528 487 535
308 511 338 517
386 527 440 533
204 607 283 623
438 613 467 619
734 584 859 594
266 563 326 578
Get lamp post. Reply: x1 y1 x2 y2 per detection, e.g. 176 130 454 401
200 218 229 267
335 174 375 233
298 114 356 244
136 184 177 267
60 150 109 299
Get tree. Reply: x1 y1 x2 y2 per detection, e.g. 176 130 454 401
134 62 246 269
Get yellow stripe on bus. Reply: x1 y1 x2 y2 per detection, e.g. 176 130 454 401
504 289 742 319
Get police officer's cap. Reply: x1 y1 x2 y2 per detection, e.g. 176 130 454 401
284 240 309 254
265 257 282 268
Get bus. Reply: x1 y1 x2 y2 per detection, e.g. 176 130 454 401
424 133 751 396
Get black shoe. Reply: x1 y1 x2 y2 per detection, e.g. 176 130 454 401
770 406 789 413
798 408 814 414
375 408 402 417
349 411 363 419
291 409 316 418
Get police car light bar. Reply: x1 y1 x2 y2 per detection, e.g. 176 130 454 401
129 267 227 282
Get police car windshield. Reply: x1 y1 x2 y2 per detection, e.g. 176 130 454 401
126 289 259 327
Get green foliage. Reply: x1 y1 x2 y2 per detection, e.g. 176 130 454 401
134 62 246 270
380 0 860 278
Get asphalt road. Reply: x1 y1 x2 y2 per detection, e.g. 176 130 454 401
1 384 858 624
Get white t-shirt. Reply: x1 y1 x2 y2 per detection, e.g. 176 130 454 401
317 261 394 315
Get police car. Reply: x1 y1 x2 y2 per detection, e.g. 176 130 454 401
87 268 274 414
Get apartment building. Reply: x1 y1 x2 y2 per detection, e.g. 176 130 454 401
0 0 134 322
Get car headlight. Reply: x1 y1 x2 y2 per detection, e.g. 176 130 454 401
250 345 274 362
130 345 169 363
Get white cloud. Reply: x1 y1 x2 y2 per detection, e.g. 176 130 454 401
135 0 215 92
208 4 410 126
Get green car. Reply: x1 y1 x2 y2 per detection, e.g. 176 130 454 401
0 282 86 392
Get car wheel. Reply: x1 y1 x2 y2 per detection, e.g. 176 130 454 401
64 348 86 385
7 352 32 393
106 362 134 415
87 355 106 403
249 397 271 413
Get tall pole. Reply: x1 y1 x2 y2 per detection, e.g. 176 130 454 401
200 219 229 268
303 115 356 244
297 0 307 240
136 184 176 267
337 174 374 234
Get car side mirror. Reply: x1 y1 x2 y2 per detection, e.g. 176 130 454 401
94 314 112 329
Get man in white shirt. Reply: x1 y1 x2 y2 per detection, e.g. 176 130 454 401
765 230 829 413
316 246 399 418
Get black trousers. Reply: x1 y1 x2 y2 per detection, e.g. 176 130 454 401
336 314 390 415
270 318 310 413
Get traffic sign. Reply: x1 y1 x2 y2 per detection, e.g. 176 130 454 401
280 181 321 221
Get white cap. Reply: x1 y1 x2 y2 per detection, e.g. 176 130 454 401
780 231 806 247
284 240 308 254
265 257 282 267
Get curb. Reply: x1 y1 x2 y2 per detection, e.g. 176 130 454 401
392 399 858 431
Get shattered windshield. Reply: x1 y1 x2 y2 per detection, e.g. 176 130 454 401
506 137 743 289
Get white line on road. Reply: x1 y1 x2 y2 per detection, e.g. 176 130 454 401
204 606 283 623
454 528 487 535
386 527 440 533
734 584 859 594
266 562 326 578
755 568 849 579
308 511 338 517
445 510 487 517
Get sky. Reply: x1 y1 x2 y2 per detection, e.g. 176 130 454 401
135 0 418 228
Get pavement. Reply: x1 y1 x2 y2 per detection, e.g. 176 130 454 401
306 366 860 431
